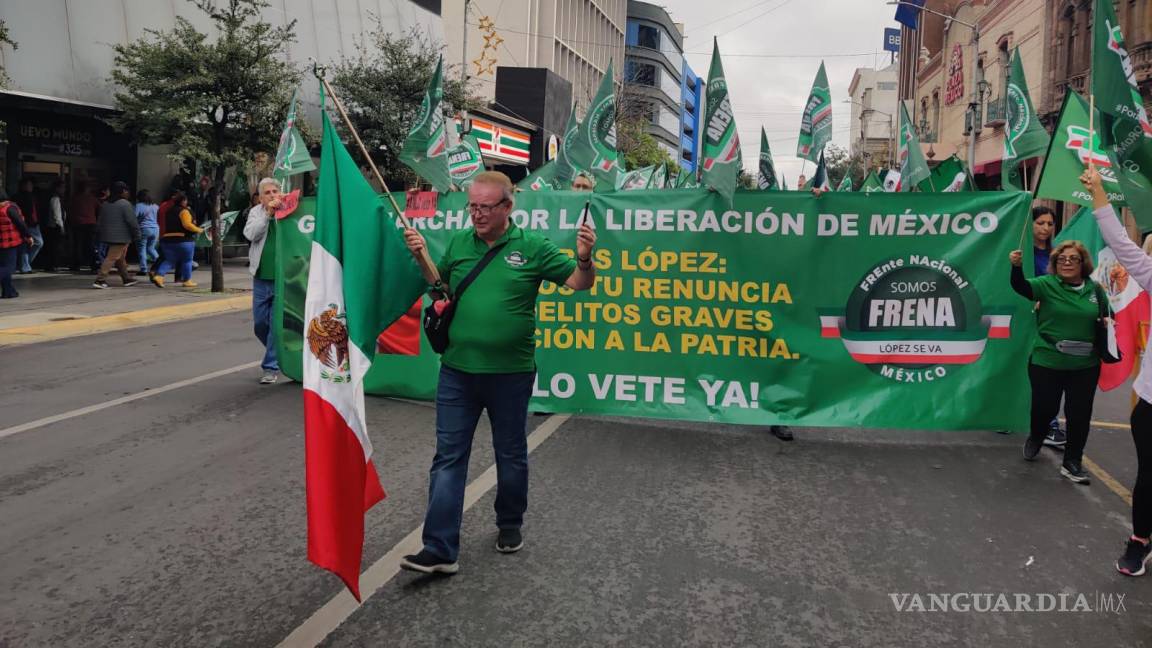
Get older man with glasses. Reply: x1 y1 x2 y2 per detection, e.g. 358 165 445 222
400 171 596 575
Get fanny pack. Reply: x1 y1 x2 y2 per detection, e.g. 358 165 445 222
422 242 507 354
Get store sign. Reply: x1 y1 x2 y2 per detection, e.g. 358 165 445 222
945 44 965 106
883 28 901 53
17 124 94 156
471 118 531 164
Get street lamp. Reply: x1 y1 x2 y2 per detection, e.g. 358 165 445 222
887 1 981 173
844 99 895 169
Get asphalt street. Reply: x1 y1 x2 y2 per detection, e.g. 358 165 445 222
1 311 1150 647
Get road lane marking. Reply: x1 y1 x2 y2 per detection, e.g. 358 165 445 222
1090 420 1131 430
1083 456 1134 506
276 413 573 648
0 361 260 441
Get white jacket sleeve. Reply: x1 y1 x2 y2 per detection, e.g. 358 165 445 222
50 196 65 231
1094 205 1152 291
243 204 270 243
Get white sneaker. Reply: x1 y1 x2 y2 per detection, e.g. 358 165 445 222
259 371 278 384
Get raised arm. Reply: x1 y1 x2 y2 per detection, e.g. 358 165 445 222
1008 250 1034 300
1082 168 1152 292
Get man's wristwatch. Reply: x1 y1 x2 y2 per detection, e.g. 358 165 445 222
577 255 592 269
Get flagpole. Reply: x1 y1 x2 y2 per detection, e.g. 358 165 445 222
315 69 442 288
1088 94 1096 173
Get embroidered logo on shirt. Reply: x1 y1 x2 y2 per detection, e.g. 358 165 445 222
505 251 527 268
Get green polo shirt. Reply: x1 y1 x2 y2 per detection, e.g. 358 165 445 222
1027 274 1101 370
438 223 577 373
255 216 278 281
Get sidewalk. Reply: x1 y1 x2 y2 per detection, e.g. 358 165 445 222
0 260 255 345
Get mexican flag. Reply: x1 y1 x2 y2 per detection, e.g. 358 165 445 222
894 101 931 191
274 89 317 180
567 62 620 191
1001 47 1049 190
1035 90 1129 208
399 56 453 192
809 149 830 191
700 38 742 205
1092 0 1152 228
1055 206 1149 390
304 107 427 600
860 170 884 192
796 61 833 163
757 128 779 191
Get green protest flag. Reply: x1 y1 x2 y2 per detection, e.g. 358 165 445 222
555 104 581 186
399 56 452 192
836 174 853 192
567 62 621 191
273 89 317 180
1035 90 1128 208
1001 48 1049 190
617 165 656 190
860 170 884 192
757 127 779 190
650 161 668 189
1092 0 1152 227
700 39 742 205
447 132 485 190
517 160 560 191
227 173 250 211
892 102 931 191
796 61 833 163
920 155 975 192
195 210 239 248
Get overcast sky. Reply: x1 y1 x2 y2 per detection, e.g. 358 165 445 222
661 0 899 183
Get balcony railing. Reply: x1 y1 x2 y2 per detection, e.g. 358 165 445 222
984 97 1006 128
1054 73 1089 107
918 129 938 144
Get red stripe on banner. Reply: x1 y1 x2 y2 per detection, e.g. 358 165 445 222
849 353 982 364
821 327 840 338
988 326 1011 339
377 299 423 355
304 389 386 601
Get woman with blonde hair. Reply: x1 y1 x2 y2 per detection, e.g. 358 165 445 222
1009 235 1103 484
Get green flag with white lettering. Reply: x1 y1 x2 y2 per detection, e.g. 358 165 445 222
273 89 316 179
893 102 931 191
399 56 452 192
920 155 975 192
1092 0 1152 228
1035 90 1128 208
567 63 621 191
836 174 853 192
1002 48 1049 190
517 160 560 191
797 61 833 163
757 127 779 191
860 170 884 192
700 39 742 205
447 132 485 190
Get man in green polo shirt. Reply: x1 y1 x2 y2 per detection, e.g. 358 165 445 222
400 171 597 574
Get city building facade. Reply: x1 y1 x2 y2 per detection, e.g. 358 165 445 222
847 64 899 168
622 0 685 165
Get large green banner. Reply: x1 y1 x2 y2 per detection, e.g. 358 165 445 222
275 189 1034 430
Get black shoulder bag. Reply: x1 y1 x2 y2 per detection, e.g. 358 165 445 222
423 243 507 354
1094 283 1123 364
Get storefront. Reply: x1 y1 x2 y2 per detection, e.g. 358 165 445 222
0 90 136 201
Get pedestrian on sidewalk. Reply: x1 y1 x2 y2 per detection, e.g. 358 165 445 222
1008 237 1101 485
135 189 160 276
399 171 597 575
1079 168 1152 576
242 178 281 385
69 183 101 272
93 181 140 289
40 179 67 272
0 190 33 298
150 191 201 288
14 177 43 274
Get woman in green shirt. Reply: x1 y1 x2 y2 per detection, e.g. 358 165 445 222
1009 239 1102 484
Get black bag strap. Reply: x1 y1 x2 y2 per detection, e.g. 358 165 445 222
448 242 507 302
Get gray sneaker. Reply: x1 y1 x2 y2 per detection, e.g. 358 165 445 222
259 371 278 384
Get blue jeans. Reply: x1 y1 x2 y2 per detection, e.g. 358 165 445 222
0 247 18 297
421 365 535 561
18 225 42 272
155 240 195 281
138 226 159 273
252 277 278 371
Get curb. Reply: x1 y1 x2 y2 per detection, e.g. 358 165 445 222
0 295 251 347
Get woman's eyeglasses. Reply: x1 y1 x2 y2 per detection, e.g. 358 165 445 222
1054 255 1082 266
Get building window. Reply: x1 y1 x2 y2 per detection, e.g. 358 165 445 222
998 39 1010 96
931 90 940 137
637 24 660 50
625 60 657 87
1063 4 1077 79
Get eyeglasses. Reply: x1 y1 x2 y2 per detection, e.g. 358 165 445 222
1055 255 1082 265
466 199 508 216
